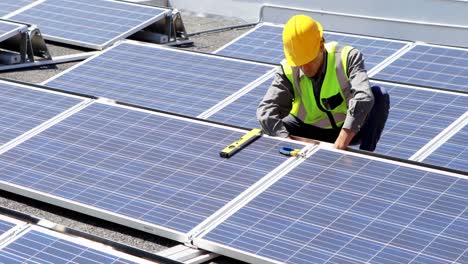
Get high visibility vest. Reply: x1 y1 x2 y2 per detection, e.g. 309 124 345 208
282 42 353 129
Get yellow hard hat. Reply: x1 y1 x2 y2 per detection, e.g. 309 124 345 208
283 15 323 66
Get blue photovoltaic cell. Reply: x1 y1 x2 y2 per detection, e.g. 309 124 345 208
9 0 167 48
372 83 468 159
0 0 34 17
202 149 468 264
0 218 17 235
216 24 408 70
0 229 139 263
45 42 273 117
0 103 302 234
0 81 82 146
373 44 468 93
423 124 468 172
207 77 273 128
0 21 26 42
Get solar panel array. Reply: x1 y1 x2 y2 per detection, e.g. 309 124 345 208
44 42 273 117
423 123 468 172
371 82 468 159
7 0 168 49
0 102 302 235
373 44 468 93
0 81 82 146
211 24 468 167
215 24 409 70
0 10 465 264
0 227 144 263
200 149 468 264
205 79 468 160
0 0 34 17
0 21 27 43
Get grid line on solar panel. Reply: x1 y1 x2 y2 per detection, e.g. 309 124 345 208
215 23 409 70
0 102 302 238
373 44 468 93
199 149 468 264
423 121 468 172
0 81 83 148
207 76 273 128
44 41 274 117
0 0 34 17
369 81 468 159
0 21 27 42
0 227 146 263
8 0 168 49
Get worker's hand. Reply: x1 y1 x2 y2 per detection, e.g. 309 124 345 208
333 128 356 150
288 135 319 144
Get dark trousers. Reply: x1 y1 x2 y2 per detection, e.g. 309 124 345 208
283 86 390 151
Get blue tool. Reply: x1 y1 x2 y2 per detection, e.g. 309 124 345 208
279 146 301 157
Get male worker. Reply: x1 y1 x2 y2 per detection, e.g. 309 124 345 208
257 15 390 151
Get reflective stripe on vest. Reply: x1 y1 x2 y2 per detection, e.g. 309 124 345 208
336 45 353 106
282 42 352 129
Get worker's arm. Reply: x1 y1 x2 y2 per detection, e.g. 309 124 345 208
257 66 294 138
335 48 374 150
334 128 356 150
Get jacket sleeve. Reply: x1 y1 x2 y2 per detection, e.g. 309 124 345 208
256 66 294 137
342 48 375 132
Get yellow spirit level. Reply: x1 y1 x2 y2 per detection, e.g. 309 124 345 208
220 128 263 158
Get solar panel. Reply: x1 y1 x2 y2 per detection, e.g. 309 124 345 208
215 24 409 70
0 0 34 17
0 102 303 239
423 123 468 172
198 149 468 264
0 80 83 147
373 82 468 159
0 20 27 43
373 44 468 93
0 227 149 263
44 41 274 117
7 0 169 49
207 79 468 161
0 216 21 236
207 76 273 128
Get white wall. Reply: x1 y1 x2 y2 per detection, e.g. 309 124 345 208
170 0 468 47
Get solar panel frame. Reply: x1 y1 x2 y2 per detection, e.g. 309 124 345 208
195 148 468 264
422 116 468 172
0 215 24 239
6 0 170 50
0 226 155 263
214 23 411 71
42 40 275 118
0 20 28 43
205 75 274 129
0 100 305 243
372 43 468 93
0 0 35 18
